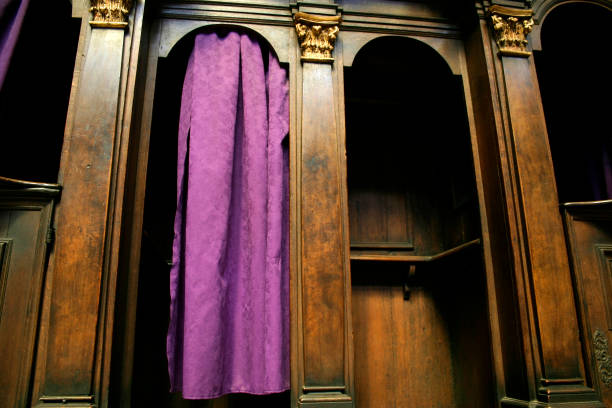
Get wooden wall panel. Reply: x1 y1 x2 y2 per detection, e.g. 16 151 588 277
564 202 612 406
0 182 59 408
501 56 584 382
300 62 347 387
351 256 494 408
486 5 603 405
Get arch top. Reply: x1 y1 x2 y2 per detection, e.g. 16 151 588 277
533 0 612 24
341 32 463 76
531 0 612 51
158 19 291 63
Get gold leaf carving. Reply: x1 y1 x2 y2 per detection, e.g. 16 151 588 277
594 329 612 387
489 6 534 57
90 0 133 28
294 12 341 63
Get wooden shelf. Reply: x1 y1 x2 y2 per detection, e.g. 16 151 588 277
349 238 481 262
562 199 612 210
350 241 414 250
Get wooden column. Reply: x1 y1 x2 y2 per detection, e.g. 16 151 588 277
292 10 354 408
488 5 601 406
31 1 140 406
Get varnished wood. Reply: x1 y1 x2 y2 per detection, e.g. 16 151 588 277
298 60 352 401
465 16 530 402
0 179 60 408
350 238 481 262
477 4 604 405
6 1 609 408
501 54 587 391
30 2 148 406
351 250 493 408
564 200 612 406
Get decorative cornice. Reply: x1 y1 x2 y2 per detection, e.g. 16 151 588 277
489 5 534 57
294 12 341 63
594 329 612 387
90 0 133 28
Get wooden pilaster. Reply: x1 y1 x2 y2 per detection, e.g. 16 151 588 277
292 7 354 408
31 1 145 406
485 5 603 406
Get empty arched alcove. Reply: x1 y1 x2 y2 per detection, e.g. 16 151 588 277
344 36 494 408
534 2 612 203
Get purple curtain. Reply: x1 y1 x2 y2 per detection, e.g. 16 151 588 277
604 144 612 198
0 0 29 90
588 137 612 200
167 31 290 399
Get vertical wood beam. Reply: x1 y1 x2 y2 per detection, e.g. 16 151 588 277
292 9 354 408
488 5 602 405
32 1 137 406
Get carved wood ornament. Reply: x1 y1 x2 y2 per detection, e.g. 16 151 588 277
489 6 534 57
294 12 341 63
90 0 133 28
594 329 612 387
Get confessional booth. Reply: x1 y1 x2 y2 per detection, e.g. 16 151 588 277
1 0 611 407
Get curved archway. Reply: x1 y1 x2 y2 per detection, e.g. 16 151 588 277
534 2 612 201
349 35 455 77
342 33 462 74
345 36 493 408
159 21 289 62
533 0 612 25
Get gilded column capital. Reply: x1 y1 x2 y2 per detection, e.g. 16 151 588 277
489 5 534 57
294 12 341 63
90 0 133 28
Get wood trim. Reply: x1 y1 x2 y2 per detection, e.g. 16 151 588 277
350 239 481 262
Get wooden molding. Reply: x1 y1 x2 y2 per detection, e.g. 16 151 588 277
294 12 341 63
488 6 534 57
89 0 132 28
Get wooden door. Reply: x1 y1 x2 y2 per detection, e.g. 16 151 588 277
0 178 59 407
564 202 612 406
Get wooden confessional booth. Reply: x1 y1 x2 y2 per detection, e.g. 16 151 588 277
1 0 612 407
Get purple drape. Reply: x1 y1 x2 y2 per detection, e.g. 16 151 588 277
167 31 290 399
0 0 29 90
603 145 612 199
595 140 612 200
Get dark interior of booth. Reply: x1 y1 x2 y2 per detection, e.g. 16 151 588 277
534 3 612 203
344 37 494 408
0 0 80 183
128 29 290 407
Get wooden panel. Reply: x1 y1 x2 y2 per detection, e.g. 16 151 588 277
352 271 455 408
351 255 493 408
465 19 529 401
348 188 412 249
564 203 612 406
34 27 126 401
501 55 585 384
300 62 348 387
598 248 612 329
0 194 56 408
0 239 11 311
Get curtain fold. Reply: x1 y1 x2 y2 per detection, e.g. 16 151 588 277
0 0 29 90
167 30 290 399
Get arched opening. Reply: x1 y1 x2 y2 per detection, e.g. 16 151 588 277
125 26 290 407
535 5 612 406
0 1 81 182
344 36 494 407
534 2 612 202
